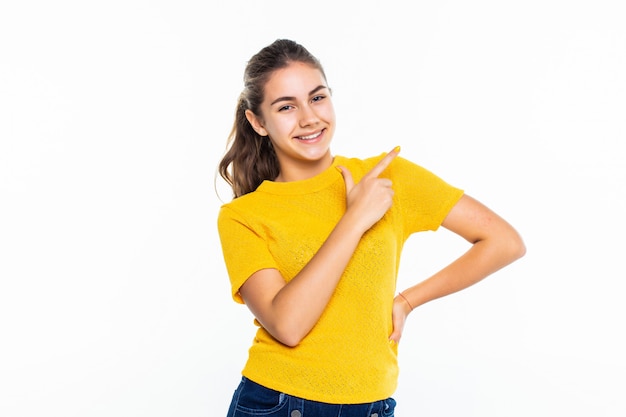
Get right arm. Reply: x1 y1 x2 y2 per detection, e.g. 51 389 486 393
239 147 400 347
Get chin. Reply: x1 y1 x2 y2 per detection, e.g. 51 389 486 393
301 148 331 162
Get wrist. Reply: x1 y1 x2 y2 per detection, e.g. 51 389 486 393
338 210 370 236
397 292 414 313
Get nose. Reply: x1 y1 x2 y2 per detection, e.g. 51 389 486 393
299 104 319 127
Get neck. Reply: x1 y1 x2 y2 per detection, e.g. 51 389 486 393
275 153 334 182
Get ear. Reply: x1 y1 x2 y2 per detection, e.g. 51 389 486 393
245 109 268 137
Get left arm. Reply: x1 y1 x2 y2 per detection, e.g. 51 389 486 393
389 194 526 342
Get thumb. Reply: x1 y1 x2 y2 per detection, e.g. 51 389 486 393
388 319 404 345
389 299 408 344
388 330 401 345
337 165 354 193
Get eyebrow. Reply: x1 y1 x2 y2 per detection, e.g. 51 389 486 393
270 85 328 106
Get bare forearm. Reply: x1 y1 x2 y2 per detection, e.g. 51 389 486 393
402 234 525 310
268 215 365 345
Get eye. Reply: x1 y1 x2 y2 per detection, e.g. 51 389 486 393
311 95 325 103
278 105 294 112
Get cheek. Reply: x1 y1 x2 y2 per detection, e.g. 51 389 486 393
321 103 336 121
280 115 300 131
265 119 292 138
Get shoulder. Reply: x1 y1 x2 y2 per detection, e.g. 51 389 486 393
217 191 264 228
220 187 266 211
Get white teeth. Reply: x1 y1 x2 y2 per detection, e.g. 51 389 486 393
298 131 321 140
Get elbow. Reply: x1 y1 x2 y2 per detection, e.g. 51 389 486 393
505 229 526 262
279 335 302 348
255 303 311 347
269 323 308 348
516 237 527 260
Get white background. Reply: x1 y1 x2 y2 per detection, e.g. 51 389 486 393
1 1 625 416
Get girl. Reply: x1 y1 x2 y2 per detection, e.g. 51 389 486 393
217 39 525 417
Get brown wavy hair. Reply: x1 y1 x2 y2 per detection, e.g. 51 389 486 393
218 39 327 198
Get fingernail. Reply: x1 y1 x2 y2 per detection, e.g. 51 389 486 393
393 146 401 153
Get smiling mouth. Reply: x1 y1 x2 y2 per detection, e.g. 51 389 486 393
296 129 324 141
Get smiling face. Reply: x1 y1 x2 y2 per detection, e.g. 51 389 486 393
245 61 336 182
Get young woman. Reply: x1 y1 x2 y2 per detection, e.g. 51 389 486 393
217 39 525 417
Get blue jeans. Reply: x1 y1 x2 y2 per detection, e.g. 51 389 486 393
226 377 396 417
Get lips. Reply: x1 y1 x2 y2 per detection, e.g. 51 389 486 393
295 129 323 141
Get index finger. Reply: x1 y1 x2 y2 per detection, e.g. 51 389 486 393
365 146 401 179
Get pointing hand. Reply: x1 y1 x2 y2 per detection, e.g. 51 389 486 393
337 146 400 233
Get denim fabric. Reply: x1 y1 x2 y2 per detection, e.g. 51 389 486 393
226 377 396 417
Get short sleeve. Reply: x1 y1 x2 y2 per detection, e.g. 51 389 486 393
217 205 278 303
388 156 464 235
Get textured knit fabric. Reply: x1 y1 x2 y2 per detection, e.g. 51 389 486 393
217 154 464 404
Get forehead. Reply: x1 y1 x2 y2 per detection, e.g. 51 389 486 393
263 62 327 99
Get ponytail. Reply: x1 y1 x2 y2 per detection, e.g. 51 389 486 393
218 95 279 198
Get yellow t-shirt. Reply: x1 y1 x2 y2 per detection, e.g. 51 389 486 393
217 154 463 404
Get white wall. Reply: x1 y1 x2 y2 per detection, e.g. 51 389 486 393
1 1 624 416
